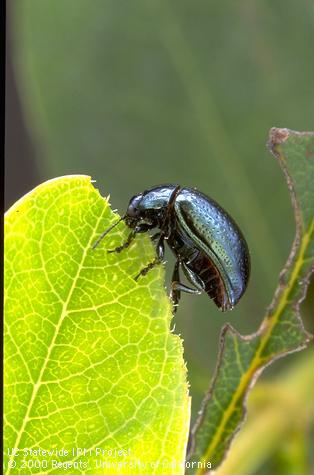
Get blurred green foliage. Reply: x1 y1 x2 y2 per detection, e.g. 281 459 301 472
216 348 314 475
10 1 313 472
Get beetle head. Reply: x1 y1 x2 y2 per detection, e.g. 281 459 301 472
124 193 144 227
126 193 143 217
125 191 164 229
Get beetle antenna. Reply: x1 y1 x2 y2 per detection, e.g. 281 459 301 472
92 216 125 249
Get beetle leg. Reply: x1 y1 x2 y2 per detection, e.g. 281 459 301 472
185 249 199 265
172 281 201 294
170 260 201 312
134 223 155 233
170 260 181 311
181 261 205 293
134 235 165 280
134 258 161 281
151 232 161 242
155 235 165 261
107 230 136 253
107 223 154 254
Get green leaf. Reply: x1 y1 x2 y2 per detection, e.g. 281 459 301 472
4 175 190 474
215 349 314 475
187 129 314 473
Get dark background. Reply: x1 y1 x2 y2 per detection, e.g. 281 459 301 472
6 1 313 473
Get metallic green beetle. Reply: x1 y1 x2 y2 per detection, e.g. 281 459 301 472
94 185 250 312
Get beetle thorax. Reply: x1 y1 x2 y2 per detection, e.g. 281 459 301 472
125 186 177 229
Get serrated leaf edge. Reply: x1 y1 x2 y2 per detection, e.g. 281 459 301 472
187 128 314 474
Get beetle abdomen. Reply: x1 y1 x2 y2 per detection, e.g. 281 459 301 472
187 252 230 311
175 188 250 308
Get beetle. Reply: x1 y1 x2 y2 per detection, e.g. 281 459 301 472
93 185 250 312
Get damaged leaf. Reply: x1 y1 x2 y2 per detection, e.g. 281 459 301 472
187 129 314 473
4 175 190 474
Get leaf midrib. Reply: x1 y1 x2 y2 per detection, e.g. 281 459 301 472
6 207 105 475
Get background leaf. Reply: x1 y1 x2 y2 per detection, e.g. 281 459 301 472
4 175 190 474
187 129 314 472
216 348 314 475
